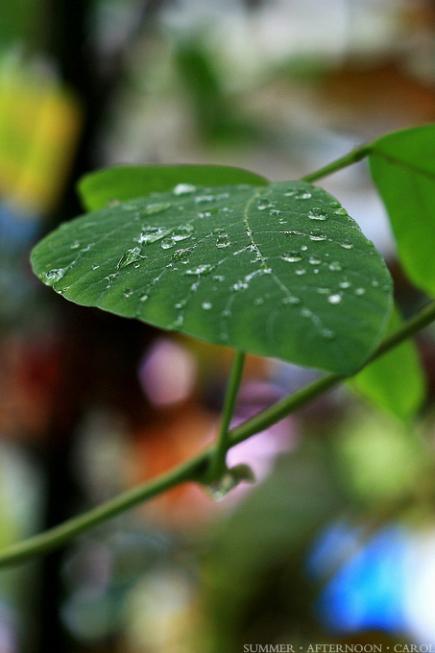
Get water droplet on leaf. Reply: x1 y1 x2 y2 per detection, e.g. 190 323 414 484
173 183 196 195
308 208 328 221
144 202 171 215
185 264 213 276
44 268 65 284
328 293 342 304
117 246 142 268
281 253 302 263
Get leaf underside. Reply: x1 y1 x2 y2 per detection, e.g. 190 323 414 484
31 180 392 374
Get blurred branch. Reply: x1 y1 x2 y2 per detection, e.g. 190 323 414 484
1 297 435 567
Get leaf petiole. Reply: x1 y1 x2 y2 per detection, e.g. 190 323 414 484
302 144 372 183
205 350 246 483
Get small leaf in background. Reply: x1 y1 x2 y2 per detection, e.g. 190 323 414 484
351 308 425 420
334 412 425 503
174 41 257 143
78 164 268 211
369 124 435 296
31 179 392 374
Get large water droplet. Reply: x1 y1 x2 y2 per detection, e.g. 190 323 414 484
232 280 249 291
161 238 176 250
173 247 192 262
44 268 65 284
172 224 193 242
281 253 303 263
137 226 170 244
308 208 328 221
185 264 213 276
328 293 342 304
202 301 212 310
144 202 171 215
282 295 300 306
339 280 351 289
216 233 231 249
340 241 353 250
309 231 327 242
117 246 142 268
173 183 196 195
195 194 215 204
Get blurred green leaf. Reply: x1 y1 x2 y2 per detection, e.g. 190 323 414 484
335 412 425 503
0 0 39 48
369 124 435 295
31 179 392 374
352 308 425 420
78 164 268 211
174 42 257 143
203 442 345 650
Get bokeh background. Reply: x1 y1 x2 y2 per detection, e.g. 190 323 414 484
1 1 435 651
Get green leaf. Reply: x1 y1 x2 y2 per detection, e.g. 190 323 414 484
78 164 268 211
352 308 425 420
31 180 392 374
369 124 435 295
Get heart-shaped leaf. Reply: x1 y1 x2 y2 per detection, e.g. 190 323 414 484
78 164 268 211
31 180 392 374
369 124 435 295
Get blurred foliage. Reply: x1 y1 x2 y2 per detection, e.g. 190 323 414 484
1 1 435 652
0 0 40 50
202 441 346 651
174 41 258 144
352 308 425 421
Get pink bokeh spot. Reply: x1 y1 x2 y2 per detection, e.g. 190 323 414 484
217 381 298 505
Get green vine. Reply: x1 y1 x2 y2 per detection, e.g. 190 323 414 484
2 141 434 568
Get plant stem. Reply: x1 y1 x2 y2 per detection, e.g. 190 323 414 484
301 144 371 183
1 299 434 568
207 350 246 482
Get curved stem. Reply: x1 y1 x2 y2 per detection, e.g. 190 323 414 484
207 350 246 482
302 144 372 183
1 299 434 568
